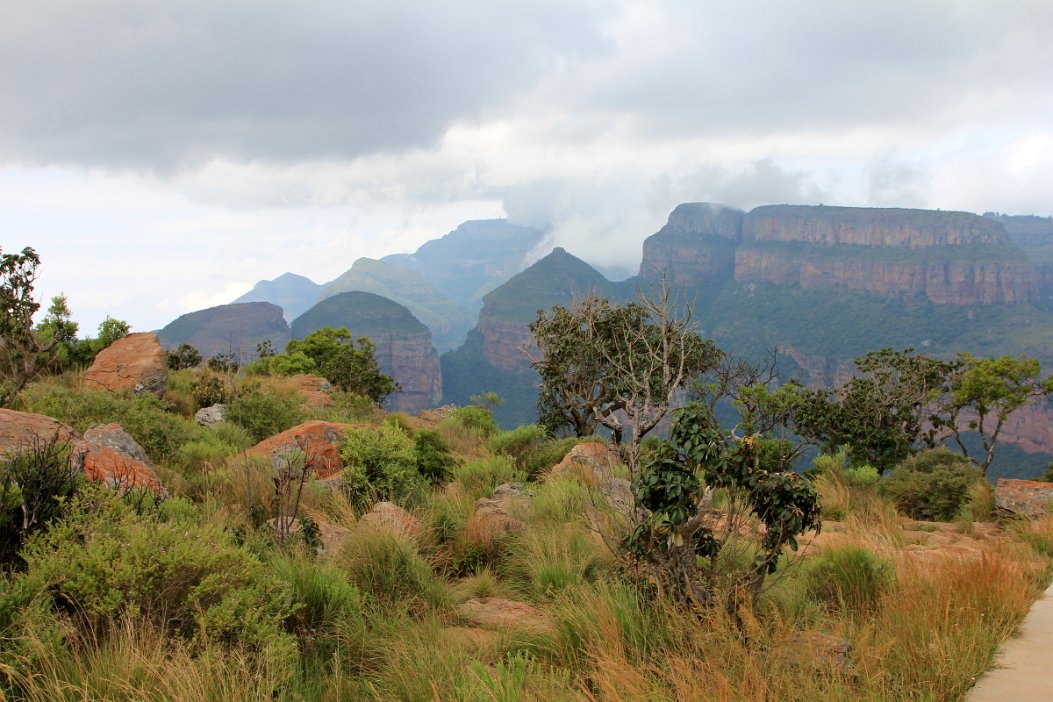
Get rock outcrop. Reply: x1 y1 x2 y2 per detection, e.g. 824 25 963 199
83 332 167 397
246 420 351 478
157 302 290 361
291 291 442 413
357 501 423 540
994 479 1053 518
0 409 162 492
278 374 335 408
639 203 1041 305
639 203 744 283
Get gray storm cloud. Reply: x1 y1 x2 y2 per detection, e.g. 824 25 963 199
0 0 617 170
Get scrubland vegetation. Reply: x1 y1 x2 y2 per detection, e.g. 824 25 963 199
0 364 1050 701
1 250 1051 700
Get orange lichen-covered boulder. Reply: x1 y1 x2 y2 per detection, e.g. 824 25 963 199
246 420 351 478
549 442 622 486
83 332 167 397
0 408 79 449
0 409 163 493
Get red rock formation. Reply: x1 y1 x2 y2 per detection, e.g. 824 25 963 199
477 305 536 374
0 409 162 492
743 205 1009 248
994 479 1053 518
246 420 355 478
366 331 443 413
83 332 167 396
734 247 1040 305
639 203 743 284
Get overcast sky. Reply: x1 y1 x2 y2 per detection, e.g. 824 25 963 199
2 0 1051 332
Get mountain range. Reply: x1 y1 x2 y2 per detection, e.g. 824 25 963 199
156 202 1053 477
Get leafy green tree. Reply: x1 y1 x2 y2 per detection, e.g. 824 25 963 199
0 247 71 407
96 316 130 348
285 327 397 405
940 354 1053 475
793 348 955 473
530 288 722 464
166 343 202 370
623 402 821 617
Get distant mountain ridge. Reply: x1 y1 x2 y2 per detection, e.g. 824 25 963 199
318 258 474 352
232 273 321 322
157 302 290 360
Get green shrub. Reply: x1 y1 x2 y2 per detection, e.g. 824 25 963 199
166 343 202 370
443 405 498 438
451 456 520 501
805 545 894 615
488 424 547 462
881 449 983 521
0 439 83 565
844 464 881 488
414 430 456 484
190 374 231 409
18 488 295 655
340 424 424 507
271 555 365 660
521 437 581 480
226 385 305 443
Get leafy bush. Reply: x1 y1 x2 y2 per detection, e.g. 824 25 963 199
881 449 983 521
322 391 376 423
271 555 366 660
845 464 881 488
18 489 295 655
0 439 82 565
226 385 305 443
340 423 424 506
166 343 202 370
442 405 499 438
414 430 456 484
805 545 894 615
190 374 231 409
488 424 547 463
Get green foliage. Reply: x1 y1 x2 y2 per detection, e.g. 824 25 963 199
793 348 956 473
942 353 1052 474
413 430 456 484
1 247 67 407
881 449 983 521
0 439 82 566
267 350 317 377
271 554 365 660
226 384 305 443
166 343 202 370
285 327 396 404
190 374 231 409
623 401 822 614
18 488 295 655
340 423 424 506
805 546 894 615
488 424 547 461
207 352 240 374
445 405 499 437
530 292 723 440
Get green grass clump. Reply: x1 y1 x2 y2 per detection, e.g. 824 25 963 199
337 526 451 610
805 545 894 615
452 456 522 501
226 384 306 443
340 423 426 507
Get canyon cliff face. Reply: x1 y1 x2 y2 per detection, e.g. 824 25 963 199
640 203 1040 305
743 205 1010 247
290 292 442 413
734 248 1040 305
477 304 536 374
639 203 743 284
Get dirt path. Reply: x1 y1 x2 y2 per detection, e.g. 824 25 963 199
967 583 1053 700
